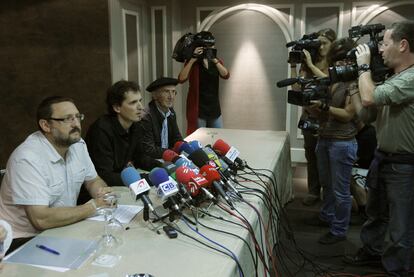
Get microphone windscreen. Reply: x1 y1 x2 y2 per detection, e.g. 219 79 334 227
212 139 231 155
175 166 196 184
148 167 169 187
121 167 141 187
200 164 221 183
162 149 179 162
173 141 185 153
188 149 210 168
276 78 299 88
189 140 202 150
179 142 195 155
162 161 177 175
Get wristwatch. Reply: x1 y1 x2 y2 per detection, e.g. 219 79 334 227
358 64 370 72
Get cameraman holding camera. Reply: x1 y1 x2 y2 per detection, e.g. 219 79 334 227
308 38 359 244
290 28 336 206
345 21 414 276
178 31 230 135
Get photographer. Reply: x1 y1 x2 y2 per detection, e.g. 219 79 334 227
308 38 358 244
178 31 230 135
290 28 336 206
345 21 414 276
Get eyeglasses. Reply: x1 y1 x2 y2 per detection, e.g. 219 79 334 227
161 89 177 96
47 114 85 124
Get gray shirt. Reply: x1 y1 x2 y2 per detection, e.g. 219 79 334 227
0 131 97 238
372 67 414 153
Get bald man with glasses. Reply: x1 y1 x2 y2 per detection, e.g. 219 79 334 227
0 96 112 253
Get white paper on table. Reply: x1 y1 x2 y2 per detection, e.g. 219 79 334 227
87 205 143 224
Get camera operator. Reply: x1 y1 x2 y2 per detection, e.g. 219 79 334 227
178 31 230 135
307 38 358 244
290 28 336 206
345 21 414 276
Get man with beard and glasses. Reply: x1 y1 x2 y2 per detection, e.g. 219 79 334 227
0 96 113 254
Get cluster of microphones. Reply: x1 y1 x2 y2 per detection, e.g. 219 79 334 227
120 138 246 222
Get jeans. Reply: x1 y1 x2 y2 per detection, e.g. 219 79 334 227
197 116 223 129
316 138 357 236
361 162 414 276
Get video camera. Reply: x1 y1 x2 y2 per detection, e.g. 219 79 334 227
172 31 217 63
276 76 331 106
276 76 331 132
329 24 391 83
286 32 321 64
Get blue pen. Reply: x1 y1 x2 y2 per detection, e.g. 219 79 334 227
36 244 60 255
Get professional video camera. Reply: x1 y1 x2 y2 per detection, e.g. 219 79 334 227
329 24 391 83
276 76 331 132
172 31 217 63
286 32 321 64
276 76 331 106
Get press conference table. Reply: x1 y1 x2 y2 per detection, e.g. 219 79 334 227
1 128 293 277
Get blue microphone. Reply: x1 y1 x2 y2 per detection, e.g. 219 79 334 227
149 168 180 211
121 167 154 212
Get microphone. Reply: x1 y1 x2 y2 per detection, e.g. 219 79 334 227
162 162 193 204
188 140 202 151
178 142 196 156
202 146 243 198
276 77 299 88
121 167 154 212
149 167 180 211
174 156 200 174
175 166 216 202
213 139 245 169
200 164 233 208
162 149 179 162
172 140 185 154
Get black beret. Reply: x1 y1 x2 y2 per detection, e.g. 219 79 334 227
146 77 179 92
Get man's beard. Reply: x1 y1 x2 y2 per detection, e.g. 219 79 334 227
52 127 81 147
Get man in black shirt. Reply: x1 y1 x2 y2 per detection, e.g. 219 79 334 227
139 77 183 158
85 80 161 187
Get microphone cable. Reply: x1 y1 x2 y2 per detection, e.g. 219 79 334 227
181 217 245 277
217 203 270 276
240 168 334 276
195 218 259 277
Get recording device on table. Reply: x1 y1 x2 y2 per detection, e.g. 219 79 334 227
172 31 217 62
329 24 392 83
286 32 321 64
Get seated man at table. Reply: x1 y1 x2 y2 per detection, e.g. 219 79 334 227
139 77 183 158
85 80 161 187
0 96 112 252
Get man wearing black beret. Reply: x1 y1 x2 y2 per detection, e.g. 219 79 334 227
139 77 183 158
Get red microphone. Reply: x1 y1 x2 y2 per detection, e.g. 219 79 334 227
176 166 215 201
173 141 185 154
212 139 231 155
212 139 244 169
200 165 233 207
162 149 179 162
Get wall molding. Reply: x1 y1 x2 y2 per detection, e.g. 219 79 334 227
151 6 168 79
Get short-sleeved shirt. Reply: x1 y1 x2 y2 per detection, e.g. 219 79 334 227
373 67 414 153
0 131 97 238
